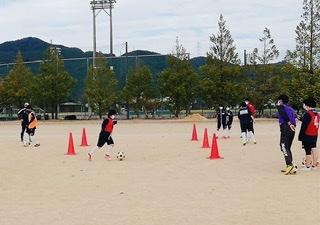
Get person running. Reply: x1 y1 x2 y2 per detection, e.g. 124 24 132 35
277 94 296 175
87 109 117 161
298 98 319 171
225 106 233 138
216 105 227 138
25 105 40 147
238 102 256 145
17 102 30 142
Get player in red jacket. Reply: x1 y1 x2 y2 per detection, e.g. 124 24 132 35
87 109 117 161
245 98 256 134
298 98 319 171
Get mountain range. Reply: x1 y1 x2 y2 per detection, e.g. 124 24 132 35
0 37 206 100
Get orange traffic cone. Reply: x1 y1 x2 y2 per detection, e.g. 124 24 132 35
66 132 76 155
80 128 89 146
191 123 199 141
207 133 223 160
201 128 210 148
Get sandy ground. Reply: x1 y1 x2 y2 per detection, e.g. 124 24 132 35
0 118 319 225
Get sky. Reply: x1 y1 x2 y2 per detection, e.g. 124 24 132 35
0 0 303 62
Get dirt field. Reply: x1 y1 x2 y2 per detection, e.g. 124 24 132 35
0 117 319 225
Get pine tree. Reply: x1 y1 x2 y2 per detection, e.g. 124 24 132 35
286 0 320 73
247 27 280 115
199 14 245 108
208 14 240 65
282 0 320 108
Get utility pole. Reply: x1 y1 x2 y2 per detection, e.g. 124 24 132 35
125 41 129 119
90 0 116 67
244 49 247 66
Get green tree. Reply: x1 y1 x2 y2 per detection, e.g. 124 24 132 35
2 51 34 108
85 52 118 118
282 0 320 110
281 63 320 112
199 14 245 108
122 66 155 118
286 0 320 73
208 14 241 66
0 78 8 108
35 47 77 119
247 27 280 115
158 38 198 117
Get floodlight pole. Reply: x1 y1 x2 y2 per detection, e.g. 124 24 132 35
90 0 116 67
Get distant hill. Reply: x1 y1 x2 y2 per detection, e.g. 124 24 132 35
0 37 206 100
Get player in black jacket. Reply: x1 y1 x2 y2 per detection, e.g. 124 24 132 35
17 102 30 142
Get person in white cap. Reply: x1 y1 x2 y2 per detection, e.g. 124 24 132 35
17 102 30 142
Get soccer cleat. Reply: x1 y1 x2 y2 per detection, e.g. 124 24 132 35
87 153 91 161
281 165 298 174
34 143 40 147
105 154 111 161
253 141 257 144
284 165 293 175
311 166 317 171
243 142 246 146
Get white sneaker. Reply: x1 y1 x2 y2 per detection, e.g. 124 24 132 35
311 166 317 171
300 166 311 171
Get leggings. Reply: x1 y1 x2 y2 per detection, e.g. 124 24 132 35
280 124 295 166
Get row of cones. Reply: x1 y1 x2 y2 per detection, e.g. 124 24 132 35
66 128 89 155
191 123 223 160
67 125 222 159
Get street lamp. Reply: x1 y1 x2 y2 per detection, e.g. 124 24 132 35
90 0 116 67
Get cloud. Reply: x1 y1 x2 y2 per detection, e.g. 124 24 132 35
0 0 303 61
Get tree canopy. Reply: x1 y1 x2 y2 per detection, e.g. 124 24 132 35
85 52 118 118
34 47 77 119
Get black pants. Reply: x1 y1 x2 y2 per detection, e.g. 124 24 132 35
20 123 28 141
279 124 295 166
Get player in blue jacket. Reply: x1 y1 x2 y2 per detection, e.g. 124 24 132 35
238 102 256 145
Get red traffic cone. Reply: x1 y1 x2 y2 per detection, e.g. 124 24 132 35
207 133 223 160
66 132 76 155
80 128 89 146
201 128 210 148
191 123 199 141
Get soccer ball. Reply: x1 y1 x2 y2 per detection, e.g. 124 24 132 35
23 141 29 147
117 151 125 161
302 157 313 166
290 164 298 174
